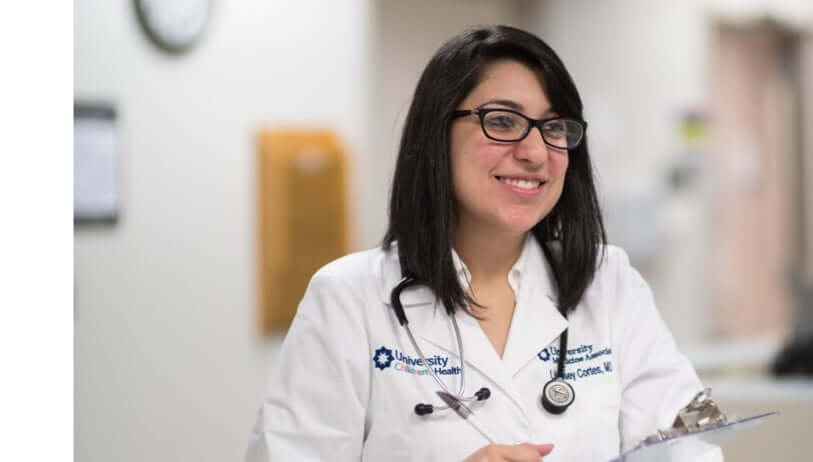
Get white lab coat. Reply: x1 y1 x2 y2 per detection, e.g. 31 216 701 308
246 238 722 462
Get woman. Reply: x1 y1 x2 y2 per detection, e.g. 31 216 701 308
246 25 721 462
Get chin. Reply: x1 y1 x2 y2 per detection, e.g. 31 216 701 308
497 216 544 235
498 208 550 233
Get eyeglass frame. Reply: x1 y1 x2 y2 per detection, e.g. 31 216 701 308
451 108 587 150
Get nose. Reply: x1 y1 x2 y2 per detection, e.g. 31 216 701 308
513 126 551 165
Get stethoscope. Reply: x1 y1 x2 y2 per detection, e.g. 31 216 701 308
389 254 575 417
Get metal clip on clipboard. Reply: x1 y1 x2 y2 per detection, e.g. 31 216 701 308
610 388 778 462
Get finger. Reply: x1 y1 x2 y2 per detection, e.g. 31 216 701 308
498 443 548 462
534 443 554 456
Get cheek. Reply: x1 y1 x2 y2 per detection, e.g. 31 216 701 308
471 141 512 172
453 141 509 186
546 154 569 204
552 153 569 181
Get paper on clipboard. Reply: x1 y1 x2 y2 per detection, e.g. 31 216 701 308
608 411 777 462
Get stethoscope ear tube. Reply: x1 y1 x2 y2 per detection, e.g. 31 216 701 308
556 329 568 379
390 276 413 327
391 253 418 326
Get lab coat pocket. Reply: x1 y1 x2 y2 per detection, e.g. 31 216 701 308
539 383 621 461
364 353 484 462
365 396 487 462
415 407 487 458
572 383 621 458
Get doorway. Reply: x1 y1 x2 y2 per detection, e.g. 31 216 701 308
708 20 806 341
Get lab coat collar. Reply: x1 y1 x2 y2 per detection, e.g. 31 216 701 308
450 236 567 377
450 247 472 289
381 238 567 341
380 244 437 307
500 237 567 377
382 236 537 308
450 234 533 295
422 305 532 423
403 237 568 423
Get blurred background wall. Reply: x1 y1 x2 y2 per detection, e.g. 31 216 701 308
74 1 369 460
75 0 813 461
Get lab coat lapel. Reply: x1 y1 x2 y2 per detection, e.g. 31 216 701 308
420 305 531 425
501 240 568 377
501 284 567 377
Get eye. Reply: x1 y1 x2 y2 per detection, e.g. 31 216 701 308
483 112 523 132
542 120 567 138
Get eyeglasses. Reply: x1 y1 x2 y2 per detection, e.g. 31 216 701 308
452 108 587 150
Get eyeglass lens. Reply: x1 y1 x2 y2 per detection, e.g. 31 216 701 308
481 110 583 149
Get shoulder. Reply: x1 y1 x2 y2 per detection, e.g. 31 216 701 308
289 247 392 330
314 247 385 279
594 244 645 291
534 240 641 300
311 247 387 286
596 244 633 273
540 240 634 277
578 244 650 314
307 245 398 301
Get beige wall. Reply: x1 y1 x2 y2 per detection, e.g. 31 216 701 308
74 1 368 461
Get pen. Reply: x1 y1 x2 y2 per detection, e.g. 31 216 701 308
436 391 498 443
436 391 549 461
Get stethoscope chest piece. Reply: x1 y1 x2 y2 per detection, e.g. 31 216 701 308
541 377 575 414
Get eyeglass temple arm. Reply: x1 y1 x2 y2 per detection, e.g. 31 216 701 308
451 109 475 118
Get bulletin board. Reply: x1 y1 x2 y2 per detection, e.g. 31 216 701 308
256 130 350 333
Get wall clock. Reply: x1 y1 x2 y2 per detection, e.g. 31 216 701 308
135 0 212 54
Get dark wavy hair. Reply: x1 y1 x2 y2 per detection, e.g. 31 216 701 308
383 25 606 316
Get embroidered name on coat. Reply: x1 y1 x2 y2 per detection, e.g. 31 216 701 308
537 343 614 381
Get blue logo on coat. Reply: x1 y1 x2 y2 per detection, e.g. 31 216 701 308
536 343 615 381
373 346 394 370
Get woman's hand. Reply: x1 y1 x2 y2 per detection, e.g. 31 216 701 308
463 443 554 462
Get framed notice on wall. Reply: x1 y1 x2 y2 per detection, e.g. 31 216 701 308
74 103 120 225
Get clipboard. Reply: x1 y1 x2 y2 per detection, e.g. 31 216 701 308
609 411 778 462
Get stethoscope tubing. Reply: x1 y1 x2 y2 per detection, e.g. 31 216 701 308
404 308 466 399
393 274 471 410
390 258 573 415
402 314 467 403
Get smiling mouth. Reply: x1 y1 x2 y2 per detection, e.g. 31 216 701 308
495 176 545 190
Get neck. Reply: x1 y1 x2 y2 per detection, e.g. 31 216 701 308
453 223 526 284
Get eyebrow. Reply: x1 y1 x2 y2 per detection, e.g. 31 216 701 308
477 99 556 116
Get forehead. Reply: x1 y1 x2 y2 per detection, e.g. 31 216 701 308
460 59 551 114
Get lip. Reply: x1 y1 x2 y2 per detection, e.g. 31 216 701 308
494 175 547 196
495 174 547 182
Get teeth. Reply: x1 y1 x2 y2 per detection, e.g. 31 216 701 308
498 177 542 190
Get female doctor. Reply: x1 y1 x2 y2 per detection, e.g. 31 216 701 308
246 25 722 462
